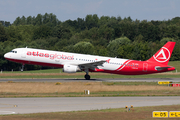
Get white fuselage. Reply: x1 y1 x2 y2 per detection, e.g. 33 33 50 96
4 48 130 71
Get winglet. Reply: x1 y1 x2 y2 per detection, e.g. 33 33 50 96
147 42 176 65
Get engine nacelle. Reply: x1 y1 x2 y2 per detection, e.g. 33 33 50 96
63 64 81 73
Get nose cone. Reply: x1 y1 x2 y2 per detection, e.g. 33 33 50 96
4 53 10 59
4 53 7 58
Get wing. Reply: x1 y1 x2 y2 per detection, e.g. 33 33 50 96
72 60 107 70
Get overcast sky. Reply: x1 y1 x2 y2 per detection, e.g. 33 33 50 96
1 0 180 23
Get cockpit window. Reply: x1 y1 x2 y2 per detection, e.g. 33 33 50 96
10 51 17 53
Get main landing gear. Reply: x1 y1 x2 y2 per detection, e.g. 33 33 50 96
84 74 90 80
21 64 24 72
84 69 90 80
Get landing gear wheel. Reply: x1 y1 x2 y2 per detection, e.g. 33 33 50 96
84 74 90 80
21 64 24 72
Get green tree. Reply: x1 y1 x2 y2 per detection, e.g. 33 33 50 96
73 42 94 54
77 18 85 31
85 14 99 29
120 44 134 59
98 16 110 26
34 38 49 49
98 46 107 56
13 17 21 25
160 38 176 44
46 37 59 50
163 25 180 39
6 25 22 42
131 42 150 60
4 21 11 27
170 41 180 61
97 26 115 45
53 25 72 39
117 46 124 58
49 13 59 27
138 21 160 42
43 13 50 24
107 37 131 57
0 25 8 42
134 34 144 42
34 14 43 26
27 16 32 25
33 25 52 39
21 16 26 25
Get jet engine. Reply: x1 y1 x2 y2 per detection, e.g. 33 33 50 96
63 64 81 73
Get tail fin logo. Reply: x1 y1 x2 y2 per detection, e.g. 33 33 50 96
153 47 170 63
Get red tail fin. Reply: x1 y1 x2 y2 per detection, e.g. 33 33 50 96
147 42 176 65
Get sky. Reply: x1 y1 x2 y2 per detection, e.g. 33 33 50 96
0 0 180 23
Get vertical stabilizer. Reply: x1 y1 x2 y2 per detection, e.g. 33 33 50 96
147 42 176 65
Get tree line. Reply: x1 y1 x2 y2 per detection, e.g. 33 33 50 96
0 13 180 71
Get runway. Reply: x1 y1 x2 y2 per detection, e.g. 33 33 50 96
0 78 180 82
0 97 180 115
0 78 180 115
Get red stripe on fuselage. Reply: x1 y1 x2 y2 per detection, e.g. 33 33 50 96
115 60 131 71
5 58 63 68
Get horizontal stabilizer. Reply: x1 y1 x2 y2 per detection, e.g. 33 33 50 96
155 67 171 71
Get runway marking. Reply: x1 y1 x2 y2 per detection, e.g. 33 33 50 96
0 111 15 115
11 98 180 109
0 103 16 109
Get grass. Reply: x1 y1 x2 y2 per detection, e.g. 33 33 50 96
0 81 180 97
1 105 180 120
168 61 180 72
1 72 180 79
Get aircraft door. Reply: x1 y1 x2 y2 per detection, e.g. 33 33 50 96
143 63 148 72
21 50 26 58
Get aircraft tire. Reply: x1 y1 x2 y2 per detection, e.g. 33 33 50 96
84 74 90 80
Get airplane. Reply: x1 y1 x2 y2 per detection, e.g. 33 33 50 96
4 41 176 80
